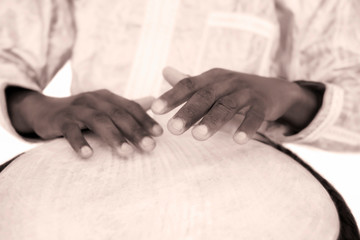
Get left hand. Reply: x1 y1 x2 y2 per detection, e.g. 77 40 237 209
151 67 319 144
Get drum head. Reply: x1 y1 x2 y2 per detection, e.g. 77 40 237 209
0 131 339 240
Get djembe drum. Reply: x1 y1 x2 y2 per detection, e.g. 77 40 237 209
0 129 353 240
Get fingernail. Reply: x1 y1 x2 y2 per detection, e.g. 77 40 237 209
234 132 249 144
80 146 93 159
151 99 167 114
192 125 209 141
117 143 134 157
151 124 163 136
168 118 185 135
140 137 156 152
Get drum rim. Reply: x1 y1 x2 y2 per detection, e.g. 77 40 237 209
257 133 360 240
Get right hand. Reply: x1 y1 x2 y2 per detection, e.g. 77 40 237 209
6 87 163 159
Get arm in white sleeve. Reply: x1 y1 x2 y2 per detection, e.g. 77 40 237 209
0 0 75 139
267 0 360 152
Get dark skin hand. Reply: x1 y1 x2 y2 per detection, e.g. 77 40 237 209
152 67 321 144
6 87 163 159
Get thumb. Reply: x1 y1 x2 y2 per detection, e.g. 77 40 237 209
163 66 189 87
134 96 155 111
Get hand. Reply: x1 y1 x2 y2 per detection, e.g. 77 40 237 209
151 67 319 144
6 88 163 158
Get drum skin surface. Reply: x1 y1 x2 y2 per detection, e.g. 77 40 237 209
0 131 339 240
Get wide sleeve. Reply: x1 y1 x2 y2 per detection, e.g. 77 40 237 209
266 0 360 152
0 0 75 138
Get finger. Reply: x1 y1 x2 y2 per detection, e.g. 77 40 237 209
106 106 156 152
76 108 134 157
96 90 163 137
167 82 233 135
124 100 163 137
151 75 209 115
162 66 189 87
192 93 244 140
219 114 245 135
60 122 93 159
233 104 265 145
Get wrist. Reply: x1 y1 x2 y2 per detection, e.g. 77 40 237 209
279 81 325 133
5 86 46 135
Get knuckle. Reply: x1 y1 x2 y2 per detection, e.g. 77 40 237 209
239 88 252 100
233 87 253 103
180 105 198 120
95 122 122 143
208 67 223 75
95 89 111 95
216 97 238 112
57 109 75 121
195 87 215 102
109 128 123 141
91 112 110 123
232 78 249 89
240 80 250 88
203 113 220 128
127 101 152 121
71 93 93 106
205 68 231 79
178 77 196 91
115 112 138 128
109 108 127 119
241 86 252 94
127 127 147 142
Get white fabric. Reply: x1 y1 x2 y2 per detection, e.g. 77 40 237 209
1 0 360 151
